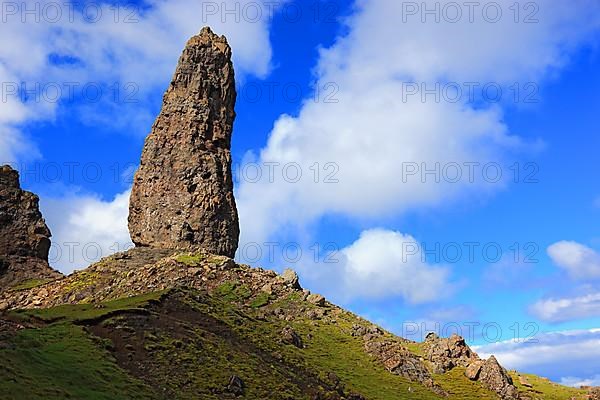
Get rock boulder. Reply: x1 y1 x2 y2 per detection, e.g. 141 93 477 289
477 356 520 400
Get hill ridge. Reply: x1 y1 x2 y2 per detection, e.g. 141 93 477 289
0 247 588 399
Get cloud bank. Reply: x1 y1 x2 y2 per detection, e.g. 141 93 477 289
474 329 600 385
41 190 132 273
300 229 452 304
528 241 600 323
236 0 600 247
530 292 600 323
547 241 600 280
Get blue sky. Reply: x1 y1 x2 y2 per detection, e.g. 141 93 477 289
2 0 600 385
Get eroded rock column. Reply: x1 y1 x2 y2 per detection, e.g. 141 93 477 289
0 165 61 289
129 27 240 258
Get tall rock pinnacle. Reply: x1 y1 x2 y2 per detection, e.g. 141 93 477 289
129 27 240 258
0 165 61 289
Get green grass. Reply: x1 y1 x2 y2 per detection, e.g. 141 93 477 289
0 323 156 400
404 341 425 357
215 281 251 302
434 367 496 399
1 290 446 399
249 292 271 308
292 319 441 399
510 372 587 400
11 290 166 323
63 270 100 292
145 324 307 399
2 285 588 400
174 254 206 266
9 279 53 292
128 289 364 399
228 295 442 400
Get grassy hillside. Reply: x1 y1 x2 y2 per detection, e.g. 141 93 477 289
0 251 590 400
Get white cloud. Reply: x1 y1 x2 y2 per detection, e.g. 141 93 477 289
300 229 452 304
528 242 600 323
560 375 600 388
474 329 600 384
547 241 600 280
0 0 280 162
236 0 600 246
530 292 600 322
0 0 277 85
40 190 132 274
0 64 41 164
0 127 39 165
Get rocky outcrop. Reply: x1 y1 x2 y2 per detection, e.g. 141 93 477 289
0 248 302 311
129 27 239 258
365 340 436 386
424 332 519 399
0 165 61 290
424 332 479 374
306 293 326 307
356 326 446 396
226 375 244 396
281 326 303 348
467 356 520 400
588 387 600 400
280 269 301 289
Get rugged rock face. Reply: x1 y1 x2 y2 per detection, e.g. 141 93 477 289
0 165 61 289
129 26 239 258
589 387 600 400
472 356 520 400
425 332 519 399
351 324 446 396
364 339 443 394
424 332 479 374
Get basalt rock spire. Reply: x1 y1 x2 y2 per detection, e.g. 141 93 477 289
0 165 61 289
128 27 239 258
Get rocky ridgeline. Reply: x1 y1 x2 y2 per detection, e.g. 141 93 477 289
0 248 328 315
0 166 62 290
129 26 239 258
424 333 520 399
0 246 523 399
